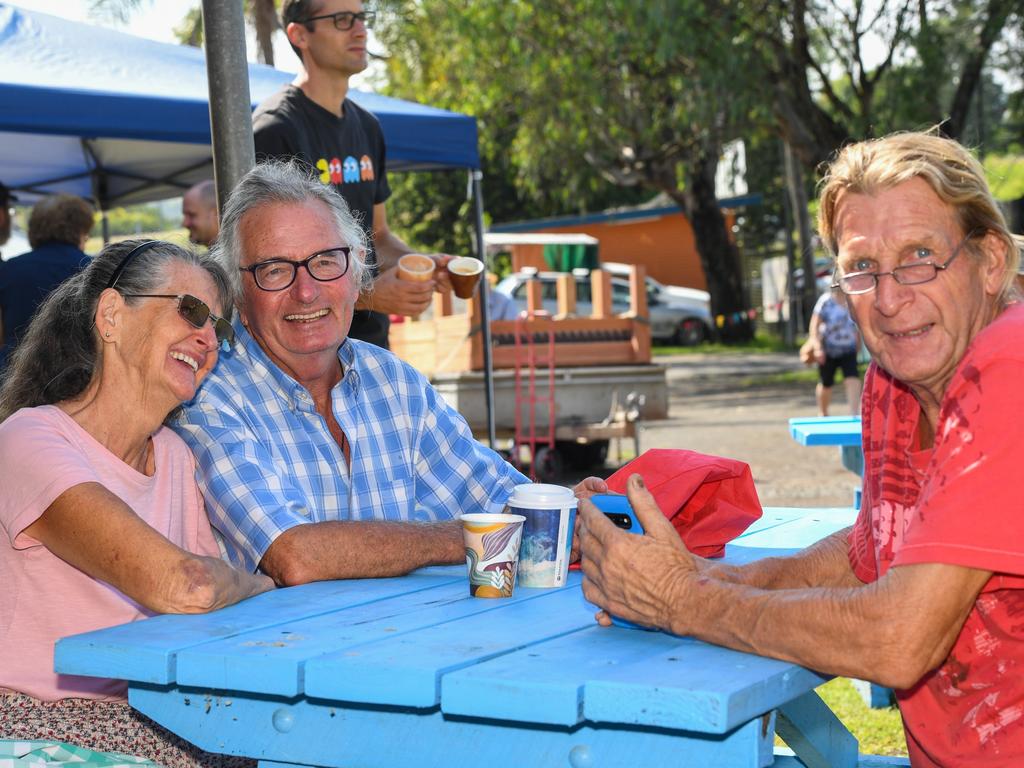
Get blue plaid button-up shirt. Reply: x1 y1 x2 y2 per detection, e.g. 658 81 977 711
172 320 527 572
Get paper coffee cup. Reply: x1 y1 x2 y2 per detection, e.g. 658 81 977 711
446 256 484 299
462 513 525 598
397 254 436 282
506 484 577 588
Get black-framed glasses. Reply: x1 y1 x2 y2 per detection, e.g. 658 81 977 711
301 10 375 30
239 247 351 292
120 293 235 347
831 230 981 296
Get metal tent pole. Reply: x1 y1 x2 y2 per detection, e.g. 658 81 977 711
201 0 256 210
470 169 497 448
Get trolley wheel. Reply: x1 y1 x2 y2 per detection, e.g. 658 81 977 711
556 439 609 470
533 446 563 483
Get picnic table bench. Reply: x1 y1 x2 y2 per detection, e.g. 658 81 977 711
55 507 907 768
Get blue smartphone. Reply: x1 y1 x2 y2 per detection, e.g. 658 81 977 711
588 494 651 630
590 493 642 534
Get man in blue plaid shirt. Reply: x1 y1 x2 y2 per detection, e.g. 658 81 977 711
174 162 605 585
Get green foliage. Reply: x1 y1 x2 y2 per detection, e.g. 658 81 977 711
100 205 177 237
985 154 1024 201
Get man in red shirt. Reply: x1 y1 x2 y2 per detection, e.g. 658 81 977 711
578 131 1024 766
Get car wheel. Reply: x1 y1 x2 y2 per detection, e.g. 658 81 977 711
674 318 706 346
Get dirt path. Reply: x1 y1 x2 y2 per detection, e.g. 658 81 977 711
562 351 862 509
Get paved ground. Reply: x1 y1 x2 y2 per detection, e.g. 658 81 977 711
560 351 862 509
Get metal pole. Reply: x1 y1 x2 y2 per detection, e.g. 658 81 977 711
201 0 256 212
470 169 497 448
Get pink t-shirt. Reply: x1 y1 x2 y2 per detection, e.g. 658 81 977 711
0 405 220 702
849 303 1024 766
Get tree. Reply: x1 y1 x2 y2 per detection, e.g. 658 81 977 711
89 0 281 64
378 0 772 337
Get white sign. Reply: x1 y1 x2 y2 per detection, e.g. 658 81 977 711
716 139 748 200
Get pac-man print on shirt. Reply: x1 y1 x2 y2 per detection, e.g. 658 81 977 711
316 158 330 184
342 156 360 183
360 155 375 181
329 157 343 184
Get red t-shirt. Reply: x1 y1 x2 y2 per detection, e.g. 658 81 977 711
849 303 1024 766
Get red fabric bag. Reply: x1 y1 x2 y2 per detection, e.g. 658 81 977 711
605 449 762 558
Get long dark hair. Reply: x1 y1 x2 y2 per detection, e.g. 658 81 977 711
0 239 231 423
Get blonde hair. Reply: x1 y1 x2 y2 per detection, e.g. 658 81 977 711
817 130 1022 303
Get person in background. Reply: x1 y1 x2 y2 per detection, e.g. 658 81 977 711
0 239 273 767
252 0 454 349
0 182 13 256
0 193 95 370
579 130 1024 767
808 288 862 415
182 180 220 248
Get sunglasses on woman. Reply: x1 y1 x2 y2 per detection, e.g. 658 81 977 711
120 293 235 347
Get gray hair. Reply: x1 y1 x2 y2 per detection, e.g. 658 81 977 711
0 239 231 423
214 160 370 307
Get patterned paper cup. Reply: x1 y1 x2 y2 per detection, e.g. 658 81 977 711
461 513 526 598
507 484 577 588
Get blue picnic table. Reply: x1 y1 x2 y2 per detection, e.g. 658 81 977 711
55 507 906 768
789 415 865 486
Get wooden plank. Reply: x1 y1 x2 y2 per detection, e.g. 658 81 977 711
777 690 859 768
54 573 460 685
174 578 543 697
130 684 774 768
590 270 612 318
303 582 596 707
555 272 576 317
789 416 863 447
443 621 827 735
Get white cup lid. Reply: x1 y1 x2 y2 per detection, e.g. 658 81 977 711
508 483 577 509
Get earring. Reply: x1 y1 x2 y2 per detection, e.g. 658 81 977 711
104 331 111 338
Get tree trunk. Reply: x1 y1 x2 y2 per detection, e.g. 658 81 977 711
784 141 818 329
672 146 753 342
252 0 279 65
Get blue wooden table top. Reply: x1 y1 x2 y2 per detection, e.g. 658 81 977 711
789 416 863 447
55 507 863 768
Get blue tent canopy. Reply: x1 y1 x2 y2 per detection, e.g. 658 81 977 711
0 4 480 207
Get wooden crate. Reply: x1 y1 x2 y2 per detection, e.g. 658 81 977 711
390 266 653 377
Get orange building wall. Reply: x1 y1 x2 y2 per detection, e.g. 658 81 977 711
505 212 711 291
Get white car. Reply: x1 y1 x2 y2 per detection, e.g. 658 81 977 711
494 269 713 345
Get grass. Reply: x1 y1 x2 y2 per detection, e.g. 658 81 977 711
653 332 794 357
813 678 908 757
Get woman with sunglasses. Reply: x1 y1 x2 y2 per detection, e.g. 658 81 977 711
0 239 273 767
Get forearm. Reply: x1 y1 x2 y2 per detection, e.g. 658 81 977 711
261 519 465 586
155 554 275 614
372 229 414 272
699 529 860 590
664 561 984 690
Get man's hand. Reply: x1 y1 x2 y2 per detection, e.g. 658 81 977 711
568 476 608 562
579 473 697 631
429 253 455 293
357 265 435 317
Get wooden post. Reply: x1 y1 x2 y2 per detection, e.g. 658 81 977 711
555 273 577 318
432 291 453 318
525 277 543 315
627 264 651 360
590 269 612 319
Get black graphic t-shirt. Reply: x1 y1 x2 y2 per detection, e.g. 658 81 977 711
253 86 392 348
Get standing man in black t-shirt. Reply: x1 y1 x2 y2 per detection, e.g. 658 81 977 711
253 0 452 349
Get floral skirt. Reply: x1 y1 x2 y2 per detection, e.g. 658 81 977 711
0 692 254 768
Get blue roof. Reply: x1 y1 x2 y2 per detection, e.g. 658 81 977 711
0 5 479 205
490 194 763 233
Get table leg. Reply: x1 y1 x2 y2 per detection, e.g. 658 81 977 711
775 690 858 768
